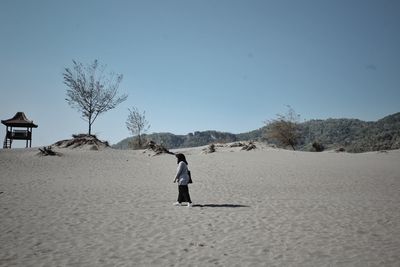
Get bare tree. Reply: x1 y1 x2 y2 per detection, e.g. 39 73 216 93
63 59 128 135
265 106 300 150
126 107 150 148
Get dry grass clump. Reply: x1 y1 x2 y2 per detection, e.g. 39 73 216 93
203 143 216 154
53 134 109 150
202 142 257 154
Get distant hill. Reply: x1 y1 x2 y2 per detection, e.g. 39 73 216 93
113 112 400 152
113 130 238 150
298 112 400 152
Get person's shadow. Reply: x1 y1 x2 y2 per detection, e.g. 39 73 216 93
192 204 249 208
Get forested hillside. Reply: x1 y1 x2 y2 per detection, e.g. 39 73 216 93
113 112 400 152
298 112 400 152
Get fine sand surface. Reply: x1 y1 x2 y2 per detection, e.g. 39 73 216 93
0 144 399 266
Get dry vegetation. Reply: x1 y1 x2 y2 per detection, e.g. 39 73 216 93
202 142 257 153
53 134 110 150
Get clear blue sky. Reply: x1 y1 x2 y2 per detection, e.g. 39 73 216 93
1 0 399 147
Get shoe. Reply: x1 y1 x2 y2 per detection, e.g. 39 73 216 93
173 202 181 206
188 203 193 207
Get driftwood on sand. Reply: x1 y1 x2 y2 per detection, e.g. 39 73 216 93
145 141 174 156
38 146 61 156
229 141 257 151
241 141 257 151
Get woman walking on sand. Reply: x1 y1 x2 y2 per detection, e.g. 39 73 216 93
173 153 192 207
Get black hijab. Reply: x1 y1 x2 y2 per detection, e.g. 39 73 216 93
175 153 188 165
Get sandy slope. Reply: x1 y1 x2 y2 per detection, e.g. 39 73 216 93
0 145 399 266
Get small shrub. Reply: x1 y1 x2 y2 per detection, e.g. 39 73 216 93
312 141 324 152
335 147 346 152
208 143 216 153
129 136 148 149
203 143 216 154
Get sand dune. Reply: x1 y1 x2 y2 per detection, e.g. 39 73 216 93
1 144 399 266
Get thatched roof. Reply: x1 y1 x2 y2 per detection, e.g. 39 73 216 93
2 112 38 128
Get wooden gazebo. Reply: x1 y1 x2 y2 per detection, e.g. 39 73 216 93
2 112 38 148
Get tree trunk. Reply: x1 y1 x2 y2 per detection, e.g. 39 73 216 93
290 142 296 150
